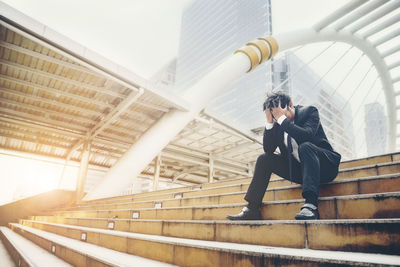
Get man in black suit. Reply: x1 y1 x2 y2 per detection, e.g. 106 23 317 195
227 91 341 220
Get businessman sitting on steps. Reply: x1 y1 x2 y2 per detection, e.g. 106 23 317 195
227 91 341 220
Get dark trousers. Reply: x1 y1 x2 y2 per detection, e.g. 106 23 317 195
245 141 341 205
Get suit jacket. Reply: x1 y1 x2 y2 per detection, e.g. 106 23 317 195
263 105 340 161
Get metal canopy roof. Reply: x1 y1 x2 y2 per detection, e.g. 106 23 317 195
0 7 263 186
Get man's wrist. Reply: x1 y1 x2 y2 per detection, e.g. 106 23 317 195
265 122 274 130
277 115 287 125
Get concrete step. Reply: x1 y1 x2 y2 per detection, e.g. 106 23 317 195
54 192 400 221
199 152 400 191
82 158 400 206
69 174 400 211
0 226 71 267
25 217 400 255
7 223 175 267
0 233 16 267
10 222 400 266
339 152 400 170
78 162 400 208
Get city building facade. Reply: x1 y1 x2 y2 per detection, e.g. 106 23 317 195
364 102 388 156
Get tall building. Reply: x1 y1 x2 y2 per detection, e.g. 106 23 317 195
174 0 273 131
151 58 177 89
364 102 387 156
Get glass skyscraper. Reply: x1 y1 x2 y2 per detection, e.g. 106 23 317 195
364 102 388 156
175 0 273 131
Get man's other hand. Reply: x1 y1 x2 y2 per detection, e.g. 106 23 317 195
270 100 286 120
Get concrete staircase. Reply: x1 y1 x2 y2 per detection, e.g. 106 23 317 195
1 153 400 266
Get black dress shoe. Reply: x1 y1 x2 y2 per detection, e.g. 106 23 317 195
226 207 262 220
295 203 319 220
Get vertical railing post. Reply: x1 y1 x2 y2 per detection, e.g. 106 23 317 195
153 153 161 191
76 140 91 202
208 153 214 183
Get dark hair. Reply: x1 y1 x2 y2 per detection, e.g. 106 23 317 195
263 91 291 111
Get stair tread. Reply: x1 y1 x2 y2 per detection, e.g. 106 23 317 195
0 236 16 267
36 217 400 225
8 224 175 267
12 223 400 266
72 173 400 209
82 161 400 204
64 191 400 212
0 226 71 267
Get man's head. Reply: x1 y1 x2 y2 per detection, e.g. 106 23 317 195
263 91 295 121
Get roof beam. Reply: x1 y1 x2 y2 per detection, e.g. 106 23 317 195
0 145 66 161
0 86 102 117
134 101 170 113
334 0 389 31
171 165 205 183
87 89 143 138
0 59 129 99
0 41 101 77
0 74 114 109
382 46 400 58
94 131 137 145
137 173 202 185
162 151 249 177
393 76 400 84
0 115 82 138
0 123 72 143
0 114 133 151
0 131 69 149
166 142 251 169
0 107 88 132
347 1 400 34
213 141 253 156
373 28 400 47
105 122 145 136
0 97 97 125
124 108 159 121
66 88 144 159
313 0 367 31
362 12 400 38
388 60 400 70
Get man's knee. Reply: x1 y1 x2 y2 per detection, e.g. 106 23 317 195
256 153 274 165
298 142 316 156
256 153 267 164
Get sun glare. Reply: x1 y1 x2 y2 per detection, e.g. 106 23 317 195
0 152 78 205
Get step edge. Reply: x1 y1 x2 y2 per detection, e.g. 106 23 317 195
58 191 400 212
24 217 400 226
8 223 173 267
0 226 36 266
71 173 400 209
15 222 400 266
80 161 400 205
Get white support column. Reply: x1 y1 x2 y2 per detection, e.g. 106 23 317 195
208 153 214 183
76 141 91 202
153 153 161 191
